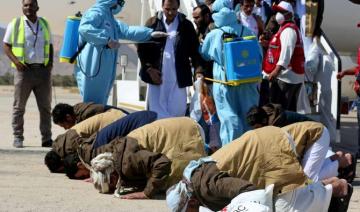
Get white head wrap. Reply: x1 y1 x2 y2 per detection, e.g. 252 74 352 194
90 152 115 193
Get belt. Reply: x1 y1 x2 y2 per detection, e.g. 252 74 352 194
25 63 45 68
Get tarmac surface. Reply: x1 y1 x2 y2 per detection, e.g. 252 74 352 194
0 85 359 211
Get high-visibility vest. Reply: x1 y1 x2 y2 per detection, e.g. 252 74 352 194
10 16 51 68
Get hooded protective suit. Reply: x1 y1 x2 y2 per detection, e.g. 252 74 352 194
200 0 261 146
75 0 153 104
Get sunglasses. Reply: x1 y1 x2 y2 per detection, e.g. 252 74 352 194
117 0 125 7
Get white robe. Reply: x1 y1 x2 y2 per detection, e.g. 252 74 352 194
148 14 187 119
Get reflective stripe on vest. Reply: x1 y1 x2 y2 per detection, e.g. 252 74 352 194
10 17 51 68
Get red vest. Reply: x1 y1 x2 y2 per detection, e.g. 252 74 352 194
263 22 305 74
358 46 360 66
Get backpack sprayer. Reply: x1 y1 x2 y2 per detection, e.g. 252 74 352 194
59 10 160 79
60 12 82 64
59 12 107 78
205 28 262 86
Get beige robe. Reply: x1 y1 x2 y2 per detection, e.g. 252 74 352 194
211 126 308 195
71 109 126 138
282 121 324 161
127 117 207 187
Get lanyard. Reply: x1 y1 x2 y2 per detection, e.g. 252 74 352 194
25 20 39 48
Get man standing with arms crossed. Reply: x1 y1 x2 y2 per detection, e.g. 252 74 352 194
3 0 53 148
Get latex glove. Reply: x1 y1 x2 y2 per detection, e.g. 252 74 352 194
107 40 121 49
151 31 168 38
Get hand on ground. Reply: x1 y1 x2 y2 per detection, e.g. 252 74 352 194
83 178 93 183
120 191 149 200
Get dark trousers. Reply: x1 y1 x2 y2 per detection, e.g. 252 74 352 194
12 65 52 142
270 79 302 112
259 79 270 107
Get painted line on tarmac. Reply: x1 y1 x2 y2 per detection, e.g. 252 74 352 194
0 148 49 155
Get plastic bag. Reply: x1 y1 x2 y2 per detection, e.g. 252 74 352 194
305 38 322 82
190 78 203 122
199 184 274 212
222 184 274 212
201 83 219 125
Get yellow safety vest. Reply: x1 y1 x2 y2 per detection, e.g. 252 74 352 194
10 16 51 68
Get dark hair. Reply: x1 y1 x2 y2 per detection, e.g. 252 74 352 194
162 0 180 7
246 106 268 126
239 0 255 6
63 153 80 179
193 4 211 17
44 151 63 173
22 0 38 5
205 0 215 4
52 103 75 124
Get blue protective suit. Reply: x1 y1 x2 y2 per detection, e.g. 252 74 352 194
200 3 261 146
75 0 153 104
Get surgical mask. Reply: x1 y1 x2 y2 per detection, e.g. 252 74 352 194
111 5 122 15
275 12 285 25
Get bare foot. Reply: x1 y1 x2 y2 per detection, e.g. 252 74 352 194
336 151 352 169
322 177 348 197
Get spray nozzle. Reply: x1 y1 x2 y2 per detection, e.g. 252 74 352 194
75 11 82 17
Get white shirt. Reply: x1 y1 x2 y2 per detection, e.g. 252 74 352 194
3 16 52 64
162 13 179 83
253 4 267 24
277 27 304 84
239 11 259 36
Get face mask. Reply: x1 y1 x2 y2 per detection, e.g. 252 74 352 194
275 12 285 25
111 4 122 15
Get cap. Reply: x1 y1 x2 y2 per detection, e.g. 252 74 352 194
272 1 294 14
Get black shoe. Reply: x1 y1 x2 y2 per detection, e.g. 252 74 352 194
338 153 357 183
328 184 353 212
41 139 53 147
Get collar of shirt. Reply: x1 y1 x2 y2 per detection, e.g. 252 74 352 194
23 15 39 25
240 11 252 20
162 13 179 27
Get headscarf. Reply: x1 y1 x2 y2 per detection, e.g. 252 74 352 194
90 152 115 193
